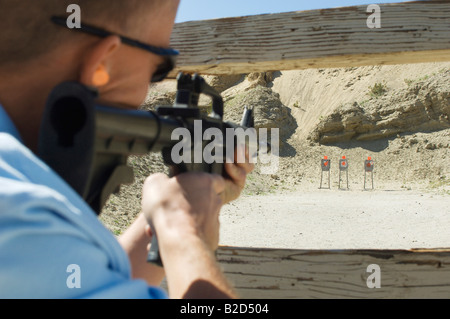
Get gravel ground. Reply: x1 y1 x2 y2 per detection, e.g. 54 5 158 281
219 188 450 250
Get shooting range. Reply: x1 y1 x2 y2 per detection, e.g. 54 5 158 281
163 1 450 298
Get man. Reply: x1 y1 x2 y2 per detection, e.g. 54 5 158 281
0 0 253 298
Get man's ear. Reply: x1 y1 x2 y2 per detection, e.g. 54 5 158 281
79 35 121 87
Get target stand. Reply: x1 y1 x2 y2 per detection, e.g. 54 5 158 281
338 156 349 189
364 157 374 190
319 156 331 189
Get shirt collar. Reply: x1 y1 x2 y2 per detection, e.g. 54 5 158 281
0 104 23 142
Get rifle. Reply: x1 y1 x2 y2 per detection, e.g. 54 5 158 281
38 72 256 266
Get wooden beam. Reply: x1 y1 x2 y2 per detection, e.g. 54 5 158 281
170 1 450 75
215 246 450 298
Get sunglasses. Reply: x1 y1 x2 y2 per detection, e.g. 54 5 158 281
51 16 179 83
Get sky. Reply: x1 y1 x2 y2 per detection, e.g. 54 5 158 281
175 0 410 23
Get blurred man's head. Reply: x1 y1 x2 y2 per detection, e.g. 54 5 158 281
0 0 180 150
0 1 178 68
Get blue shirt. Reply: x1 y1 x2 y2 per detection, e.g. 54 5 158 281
0 105 167 298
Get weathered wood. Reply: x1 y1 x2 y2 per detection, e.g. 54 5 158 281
214 246 450 299
159 247 450 298
170 1 450 75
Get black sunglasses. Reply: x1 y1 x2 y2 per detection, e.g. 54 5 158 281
51 16 179 83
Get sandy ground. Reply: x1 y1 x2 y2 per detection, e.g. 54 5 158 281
219 187 450 250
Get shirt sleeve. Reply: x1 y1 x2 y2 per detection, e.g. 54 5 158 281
0 179 167 299
0 132 167 299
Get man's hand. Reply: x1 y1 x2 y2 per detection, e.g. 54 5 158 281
223 144 255 204
120 142 253 298
142 172 225 252
141 172 238 298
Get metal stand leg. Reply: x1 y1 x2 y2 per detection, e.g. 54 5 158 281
364 169 374 190
346 170 349 189
338 170 341 189
328 170 330 189
364 170 367 190
320 170 331 189
371 171 374 189
320 171 323 189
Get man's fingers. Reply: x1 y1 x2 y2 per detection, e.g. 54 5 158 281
144 224 153 237
143 172 169 191
210 173 226 196
225 163 246 185
176 172 225 196
241 161 255 174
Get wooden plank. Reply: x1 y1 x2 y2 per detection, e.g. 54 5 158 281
214 246 450 299
169 1 450 75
